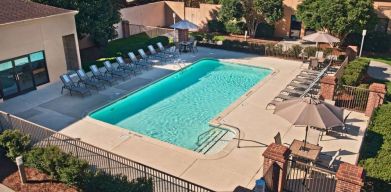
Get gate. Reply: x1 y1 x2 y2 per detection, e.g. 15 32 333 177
334 85 370 112
284 160 337 192
264 162 280 192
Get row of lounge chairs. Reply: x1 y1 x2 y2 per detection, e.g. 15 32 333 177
266 61 332 109
60 42 178 97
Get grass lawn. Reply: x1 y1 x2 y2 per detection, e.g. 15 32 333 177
363 56 391 66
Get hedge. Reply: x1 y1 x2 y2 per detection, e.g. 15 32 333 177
341 58 370 86
359 103 391 191
199 39 266 55
82 33 169 72
0 129 30 160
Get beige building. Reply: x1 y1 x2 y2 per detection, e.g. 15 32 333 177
275 0 391 38
0 0 80 100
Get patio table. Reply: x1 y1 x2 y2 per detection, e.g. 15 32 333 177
179 41 192 52
289 139 322 163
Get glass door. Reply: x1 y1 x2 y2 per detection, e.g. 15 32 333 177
0 61 18 98
14 57 35 93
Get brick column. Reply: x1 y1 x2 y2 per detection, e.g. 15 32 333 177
121 20 130 38
178 29 189 42
336 163 364 192
320 75 337 100
262 143 290 192
365 83 387 117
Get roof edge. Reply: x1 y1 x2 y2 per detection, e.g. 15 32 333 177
0 10 78 27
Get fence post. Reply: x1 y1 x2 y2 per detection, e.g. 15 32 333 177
335 163 364 192
365 83 387 117
106 151 112 175
320 75 337 101
262 143 290 192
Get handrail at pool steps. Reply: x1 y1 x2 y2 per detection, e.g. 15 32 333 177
220 123 242 148
0 111 215 192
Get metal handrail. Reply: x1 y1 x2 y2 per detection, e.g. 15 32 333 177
220 123 241 148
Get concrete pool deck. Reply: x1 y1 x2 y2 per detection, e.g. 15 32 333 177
0 47 369 191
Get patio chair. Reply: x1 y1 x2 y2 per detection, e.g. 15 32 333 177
274 132 282 145
316 149 341 171
128 52 151 69
138 49 161 65
322 112 352 139
189 40 198 53
147 45 167 61
76 69 105 90
116 56 138 74
90 65 116 85
60 74 91 96
315 51 324 59
309 58 319 70
157 42 179 59
103 61 129 80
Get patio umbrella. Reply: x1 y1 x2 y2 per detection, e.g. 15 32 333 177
170 19 199 30
273 97 344 150
302 31 340 47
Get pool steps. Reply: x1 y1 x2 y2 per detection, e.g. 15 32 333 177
195 128 229 154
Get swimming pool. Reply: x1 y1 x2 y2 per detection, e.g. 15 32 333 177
90 59 271 151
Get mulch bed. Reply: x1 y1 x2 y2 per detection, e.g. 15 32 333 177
2 167 78 192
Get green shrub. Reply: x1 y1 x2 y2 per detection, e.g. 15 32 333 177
359 103 391 191
0 130 31 160
207 20 226 33
224 21 245 35
83 171 153 192
341 58 370 86
25 146 89 186
255 23 275 38
303 46 318 57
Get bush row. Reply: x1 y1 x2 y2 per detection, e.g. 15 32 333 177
199 39 266 55
265 44 334 60
359 103 391 191
0 130 153 192
341 58 370 86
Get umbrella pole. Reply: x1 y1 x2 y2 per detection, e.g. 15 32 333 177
302 125 309 151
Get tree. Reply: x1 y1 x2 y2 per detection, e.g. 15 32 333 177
33 0 122 46
219 0 283 37
296 0 377 39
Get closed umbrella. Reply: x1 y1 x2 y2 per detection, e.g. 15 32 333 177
273 97 344 150
302 31 340 47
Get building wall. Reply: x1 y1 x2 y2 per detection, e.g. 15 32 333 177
374 1 391 34
0 13 80 83
185 4 220 30
120 2 166 27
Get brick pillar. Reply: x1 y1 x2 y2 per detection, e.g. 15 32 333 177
336 163 364 192
178 29 189 42
346 46 358 61
365 83 387 117
320 75 337 100
262 143 290 192
121 20 130 38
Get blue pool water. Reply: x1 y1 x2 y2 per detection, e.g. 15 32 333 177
90 59 271 150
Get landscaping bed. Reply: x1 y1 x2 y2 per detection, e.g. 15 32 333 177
2 167 78 192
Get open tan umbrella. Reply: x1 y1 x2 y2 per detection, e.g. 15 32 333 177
273 97 344 150
302 31 340 47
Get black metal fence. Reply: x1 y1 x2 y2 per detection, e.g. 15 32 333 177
334 85 370 112
284 160 337 192
0 112 213 192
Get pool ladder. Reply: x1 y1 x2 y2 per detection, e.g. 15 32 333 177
194 127 229 154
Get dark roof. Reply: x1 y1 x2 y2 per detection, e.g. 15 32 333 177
0 0 76 25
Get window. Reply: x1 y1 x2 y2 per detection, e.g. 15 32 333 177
375 18 389 33
29 51 49 86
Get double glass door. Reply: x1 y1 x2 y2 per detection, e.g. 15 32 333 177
0 51 49 99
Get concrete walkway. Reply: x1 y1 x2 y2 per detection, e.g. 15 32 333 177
367 60 391 81
0 47 369 191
